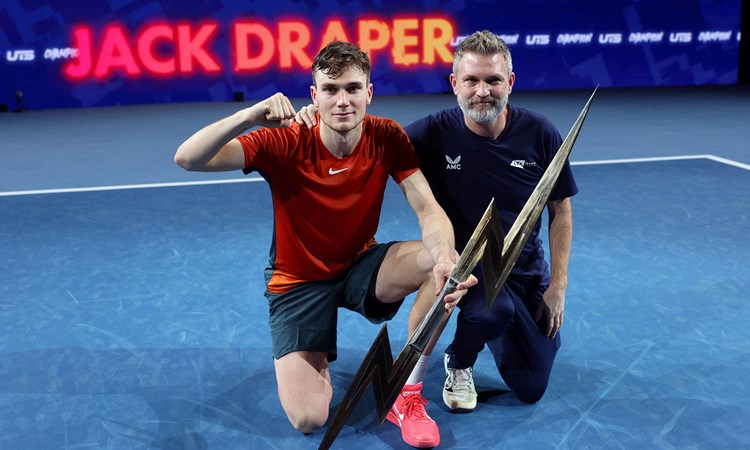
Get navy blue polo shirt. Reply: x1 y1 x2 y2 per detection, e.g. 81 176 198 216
406 104 578 283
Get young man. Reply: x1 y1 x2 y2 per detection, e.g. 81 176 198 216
174 41 474 448
405 30 577 412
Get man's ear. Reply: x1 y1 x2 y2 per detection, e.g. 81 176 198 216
310 85 319 107
449 73 459 95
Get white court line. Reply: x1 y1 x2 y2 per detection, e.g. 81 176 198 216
0 154 748 197
0 176 264 197
704 155 750 171
570 154 714 166
570 154 750 170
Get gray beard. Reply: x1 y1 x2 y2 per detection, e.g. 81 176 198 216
458 95 508 124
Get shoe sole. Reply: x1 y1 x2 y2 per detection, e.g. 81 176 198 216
443 395 477 413
385 411 440 448
447 404 476 413
445 403 476 413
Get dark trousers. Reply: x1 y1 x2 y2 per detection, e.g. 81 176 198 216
445 276 560 404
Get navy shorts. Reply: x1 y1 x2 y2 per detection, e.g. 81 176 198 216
265 242 404 362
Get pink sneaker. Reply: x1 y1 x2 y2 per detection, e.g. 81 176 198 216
386 383 440 448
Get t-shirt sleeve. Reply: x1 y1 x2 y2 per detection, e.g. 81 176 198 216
236 124 300 175
386 121 420 184
404 116 430 161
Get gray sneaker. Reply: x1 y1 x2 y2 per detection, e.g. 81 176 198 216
443 353 477 412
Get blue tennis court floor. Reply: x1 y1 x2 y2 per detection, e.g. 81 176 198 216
1 155 749 449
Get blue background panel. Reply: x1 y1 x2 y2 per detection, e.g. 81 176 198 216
0 0 742 109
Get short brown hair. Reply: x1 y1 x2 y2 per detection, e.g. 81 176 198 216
312 41 371 85
453 30 513 75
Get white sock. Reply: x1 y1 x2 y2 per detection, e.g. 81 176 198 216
405 354 431 386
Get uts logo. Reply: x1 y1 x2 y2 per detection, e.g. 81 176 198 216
670 32 692 43
598 33 622 44
445 155 461 170
525 34 550 45
6 50 35 61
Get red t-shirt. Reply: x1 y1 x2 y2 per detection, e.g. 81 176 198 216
237 115 420 293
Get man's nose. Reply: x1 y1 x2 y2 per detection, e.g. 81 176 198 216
476 81 491 97
337 91 350 106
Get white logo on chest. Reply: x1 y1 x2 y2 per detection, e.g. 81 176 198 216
445 155 461 170
511 160 534 169
328 167 349 175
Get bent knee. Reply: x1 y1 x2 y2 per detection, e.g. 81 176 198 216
515 384 548 404
286 406 328 434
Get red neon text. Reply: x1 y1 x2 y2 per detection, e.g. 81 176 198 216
234 17 455 71
64 22 222 80
63 16 455 81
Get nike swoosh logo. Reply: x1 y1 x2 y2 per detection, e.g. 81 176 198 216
328 168 349 175
392 403 404 422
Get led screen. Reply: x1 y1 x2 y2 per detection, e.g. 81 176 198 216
0 0 741 109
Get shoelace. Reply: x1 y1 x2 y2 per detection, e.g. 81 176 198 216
402 393 430 420
450 367 474 391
